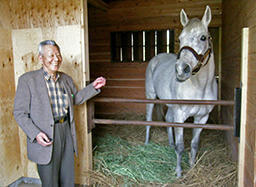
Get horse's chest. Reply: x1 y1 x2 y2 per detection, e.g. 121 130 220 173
177 104 213 117
176 83 205 98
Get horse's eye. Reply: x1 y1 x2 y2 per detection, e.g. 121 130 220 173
200 35 206 41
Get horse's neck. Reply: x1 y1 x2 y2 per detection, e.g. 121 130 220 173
193 54 215 83
178 54 215 93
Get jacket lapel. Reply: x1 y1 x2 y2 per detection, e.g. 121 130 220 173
59 74 74 122
38 68 54 120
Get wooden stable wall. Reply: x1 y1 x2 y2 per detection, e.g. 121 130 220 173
88 0 222 116
221 1 256 186
0 0 92 186
0 3 22 185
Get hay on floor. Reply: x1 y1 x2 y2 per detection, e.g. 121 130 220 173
93 134 189 185
89 114 237 186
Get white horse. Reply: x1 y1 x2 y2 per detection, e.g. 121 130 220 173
145 6 217 177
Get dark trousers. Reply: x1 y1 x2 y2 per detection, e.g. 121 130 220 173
37 120 74 187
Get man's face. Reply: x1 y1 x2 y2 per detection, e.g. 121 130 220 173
40 45 62 75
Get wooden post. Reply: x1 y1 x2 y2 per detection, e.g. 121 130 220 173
218 27 222 123
87 99 95 133
238 27 248 187
81 0 93 185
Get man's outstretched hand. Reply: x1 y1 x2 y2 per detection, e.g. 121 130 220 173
93 76 106 89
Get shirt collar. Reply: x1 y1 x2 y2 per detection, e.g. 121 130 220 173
43 69 60 81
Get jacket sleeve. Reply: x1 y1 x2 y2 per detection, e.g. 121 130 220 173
13 76 41 143
69 78 101 105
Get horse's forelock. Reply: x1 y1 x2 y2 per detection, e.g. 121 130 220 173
179 18 208 41
184 18 207 32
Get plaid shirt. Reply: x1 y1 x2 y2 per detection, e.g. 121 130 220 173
43 70 69 118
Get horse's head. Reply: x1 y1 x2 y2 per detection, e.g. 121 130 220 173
175 6 212 82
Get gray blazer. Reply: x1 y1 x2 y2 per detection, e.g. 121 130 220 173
14 68 100 165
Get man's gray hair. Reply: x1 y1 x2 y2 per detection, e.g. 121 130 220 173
38 40 60 56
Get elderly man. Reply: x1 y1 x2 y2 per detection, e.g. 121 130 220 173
14 40 106 187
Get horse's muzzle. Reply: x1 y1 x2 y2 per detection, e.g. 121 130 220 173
175 63 191 82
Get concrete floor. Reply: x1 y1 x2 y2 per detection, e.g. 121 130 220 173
17 183 41 187
14 182 86 187
8 177 87 187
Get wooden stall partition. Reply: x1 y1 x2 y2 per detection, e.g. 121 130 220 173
248 24 256 187
0 1 22 186
222 0 256 185
0 28 23 186
239 24 256 187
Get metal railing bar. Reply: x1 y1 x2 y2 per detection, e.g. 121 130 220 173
93 97 234 105
93 119 234 131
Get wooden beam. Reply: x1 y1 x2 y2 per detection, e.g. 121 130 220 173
80 0 93 185
238 27 249 187
88 0 109 11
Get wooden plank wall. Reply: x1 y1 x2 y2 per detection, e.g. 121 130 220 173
0 0 92 186
88 0 222 116
0 8 22 185
221 0 256 186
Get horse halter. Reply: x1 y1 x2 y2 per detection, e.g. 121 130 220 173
177 37 212 75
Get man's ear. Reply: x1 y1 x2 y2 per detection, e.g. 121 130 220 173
38 54 43 63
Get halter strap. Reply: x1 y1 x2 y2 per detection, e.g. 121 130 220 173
177 37 212 75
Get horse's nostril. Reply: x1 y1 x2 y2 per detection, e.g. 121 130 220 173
175 64 178 73
184 64 190 73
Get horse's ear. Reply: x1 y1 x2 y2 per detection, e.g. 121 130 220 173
180 9 189 27
202 5 212 27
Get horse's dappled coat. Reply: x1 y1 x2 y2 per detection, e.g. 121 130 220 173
145 6 217 177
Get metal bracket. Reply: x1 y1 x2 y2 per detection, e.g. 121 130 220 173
234 87 241 137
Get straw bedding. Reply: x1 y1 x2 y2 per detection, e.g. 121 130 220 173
84 114 237 186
